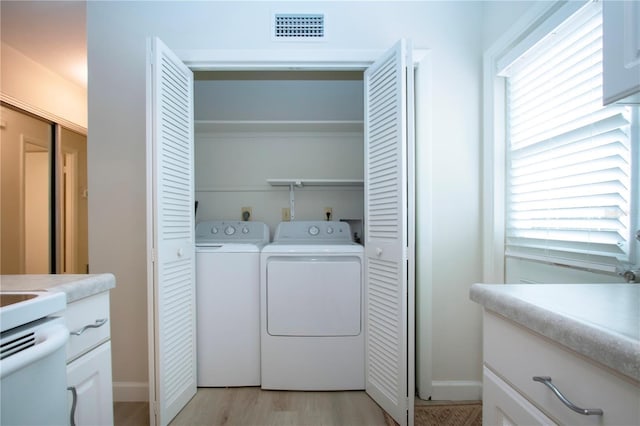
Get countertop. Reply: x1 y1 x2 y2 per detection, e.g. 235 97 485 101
1 274 116 303
470 283 640 382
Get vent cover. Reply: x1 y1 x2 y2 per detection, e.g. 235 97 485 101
1 332 35 360
274 14 324 39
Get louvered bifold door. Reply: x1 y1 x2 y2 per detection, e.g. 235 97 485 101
364 39 415 426
150 37 196 426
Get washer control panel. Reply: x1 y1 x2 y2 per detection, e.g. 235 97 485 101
196 220 269 244
274 221 353 243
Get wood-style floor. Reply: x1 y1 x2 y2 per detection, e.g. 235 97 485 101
114 388 389 426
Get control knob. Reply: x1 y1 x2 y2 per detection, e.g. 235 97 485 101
308 225 320 236
224 225 236 236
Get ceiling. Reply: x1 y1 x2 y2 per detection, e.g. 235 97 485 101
1 1 87 88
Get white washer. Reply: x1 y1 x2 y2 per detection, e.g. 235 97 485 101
195 220 269 387
260 221 364 390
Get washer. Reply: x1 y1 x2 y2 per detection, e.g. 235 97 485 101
195 220 269 387
260 220 364 390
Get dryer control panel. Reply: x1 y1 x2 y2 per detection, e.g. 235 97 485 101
273 221 353 243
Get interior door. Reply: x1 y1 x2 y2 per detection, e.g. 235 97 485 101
147 37 196 426
364 39 415 426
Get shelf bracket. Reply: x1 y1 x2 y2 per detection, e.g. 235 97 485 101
289 183 296 221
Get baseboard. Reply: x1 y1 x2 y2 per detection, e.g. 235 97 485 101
113 381 149 402
428 380 482 401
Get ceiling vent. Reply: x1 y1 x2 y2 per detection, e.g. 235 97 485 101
274 13 325 39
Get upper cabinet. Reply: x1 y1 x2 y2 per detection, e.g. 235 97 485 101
603 0 640 105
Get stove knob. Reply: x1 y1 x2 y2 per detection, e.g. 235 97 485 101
308 225 320 236
211 227 218 234
327 226 334 234
224 225 236 235
242 227 249 234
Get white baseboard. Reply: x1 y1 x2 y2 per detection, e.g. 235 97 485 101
113 381 149 402
427 380 482 401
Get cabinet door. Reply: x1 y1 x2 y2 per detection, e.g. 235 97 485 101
603 0 640 104
483 367 557 426
67 341 114 426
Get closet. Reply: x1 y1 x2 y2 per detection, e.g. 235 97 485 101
147 38 418 426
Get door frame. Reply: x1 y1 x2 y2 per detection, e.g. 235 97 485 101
146 47 432 425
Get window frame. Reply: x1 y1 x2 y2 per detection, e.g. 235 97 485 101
482 0 639 283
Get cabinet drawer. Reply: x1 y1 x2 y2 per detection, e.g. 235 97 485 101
484 311 640 426
64 292 111 362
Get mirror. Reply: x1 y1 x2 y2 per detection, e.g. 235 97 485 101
1 104 87 274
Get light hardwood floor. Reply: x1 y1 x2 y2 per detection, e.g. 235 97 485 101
115 388 389 426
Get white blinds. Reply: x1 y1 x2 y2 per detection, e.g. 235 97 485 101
505 1 634 272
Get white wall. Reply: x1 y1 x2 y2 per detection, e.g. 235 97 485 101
88 0 485 401
195 127 364 231
0 42 87 130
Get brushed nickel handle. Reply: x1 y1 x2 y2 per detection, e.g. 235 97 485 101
68 386 77 426
533 376 603 416
70 318 108 336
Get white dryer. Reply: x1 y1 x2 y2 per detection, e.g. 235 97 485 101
195 220 269 387
260 221 364 390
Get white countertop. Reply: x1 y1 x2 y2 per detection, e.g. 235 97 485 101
1 274 115 303
470 283 640 382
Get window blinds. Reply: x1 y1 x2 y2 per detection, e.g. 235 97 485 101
505 1 634 272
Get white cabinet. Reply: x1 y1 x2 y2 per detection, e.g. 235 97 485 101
65 291 114 426
481 310 640 426
603 0 640 104
483 367 557 426
67 342 113 426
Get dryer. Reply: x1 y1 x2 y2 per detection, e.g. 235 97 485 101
195 220 269 387
260 221 364 390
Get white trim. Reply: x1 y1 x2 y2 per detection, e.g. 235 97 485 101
178 48 384 70
144 37 158 426
430 380 483 401
415 50 434 401
505 253 619 275
0 93 87 136
482 0 571 284
179 48 430 72
496 1 587 75
113 382 149 402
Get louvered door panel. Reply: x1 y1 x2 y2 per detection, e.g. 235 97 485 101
367 257 401 402
150 37 196 426
364 40 413 426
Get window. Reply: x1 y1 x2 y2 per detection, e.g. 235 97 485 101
501 1 638 273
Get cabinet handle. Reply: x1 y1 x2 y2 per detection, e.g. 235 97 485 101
533 376 603 416
71 318 108 336
68 386 77 426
